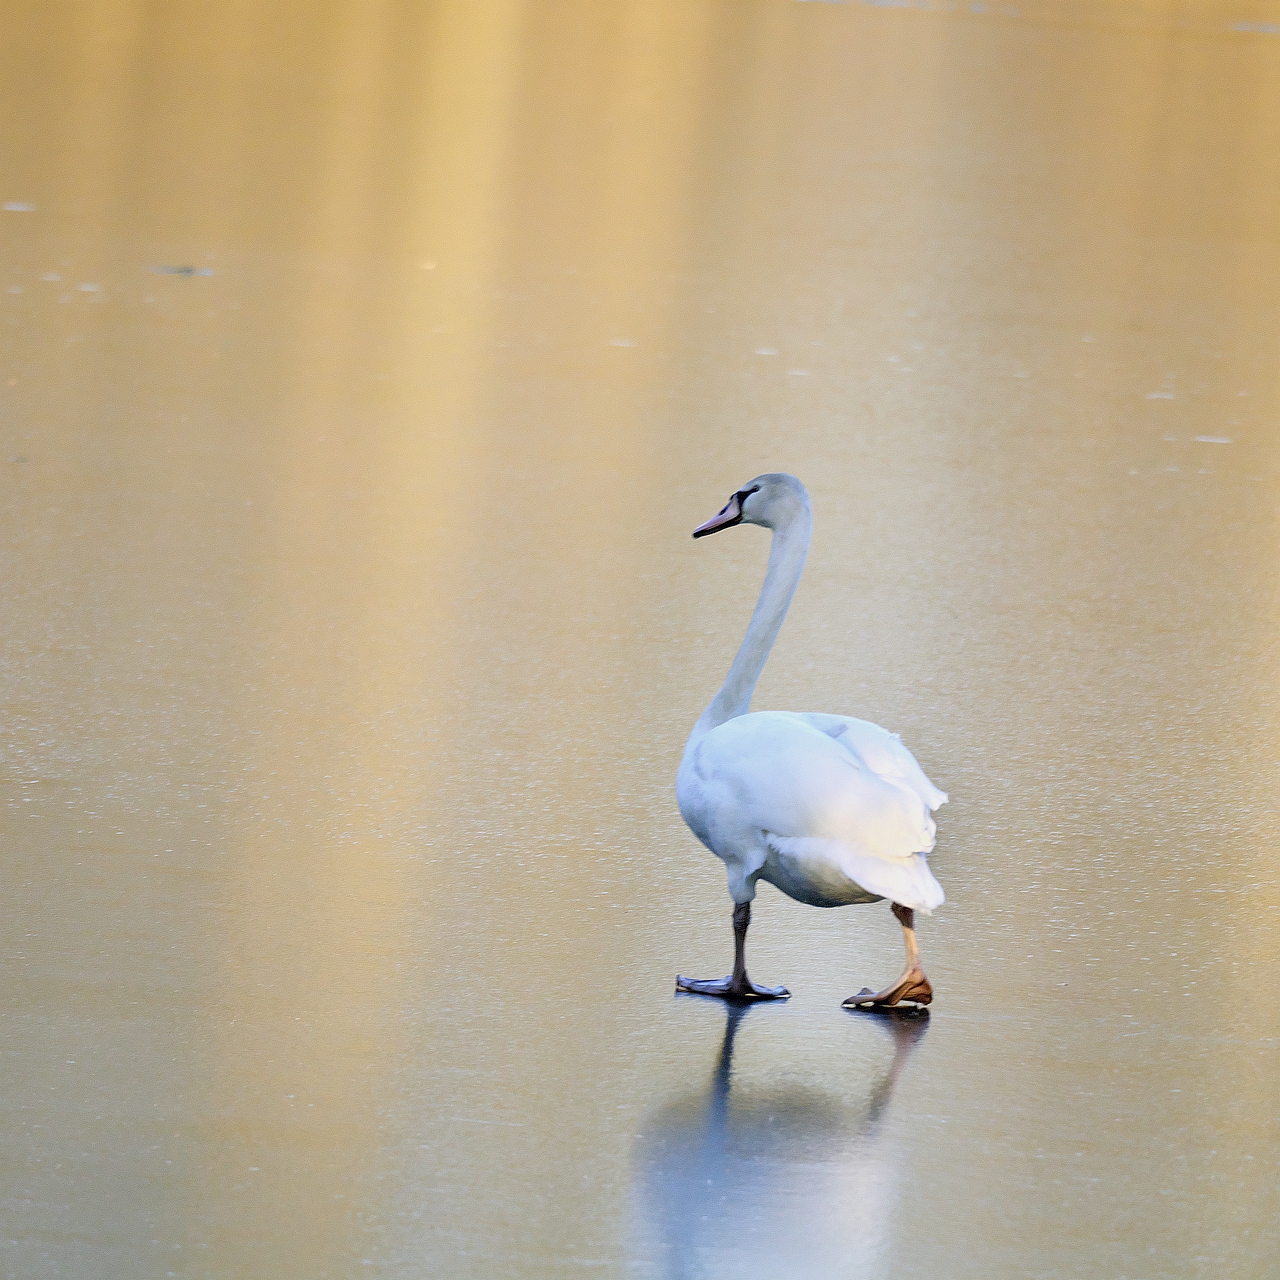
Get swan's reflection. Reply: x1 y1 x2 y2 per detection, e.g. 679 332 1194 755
632 1005 929 1279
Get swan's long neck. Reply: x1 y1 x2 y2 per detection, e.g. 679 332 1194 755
695 506 812 734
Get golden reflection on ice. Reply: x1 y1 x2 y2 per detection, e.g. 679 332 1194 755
0 0 1277 1277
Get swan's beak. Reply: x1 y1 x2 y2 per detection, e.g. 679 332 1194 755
692 493 744 538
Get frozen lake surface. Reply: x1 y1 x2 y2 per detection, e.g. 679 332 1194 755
1 1 1277 1276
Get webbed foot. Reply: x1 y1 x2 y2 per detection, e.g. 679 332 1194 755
676 974 791 1001
842 966 933 1010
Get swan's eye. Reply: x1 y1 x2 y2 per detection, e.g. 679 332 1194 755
735 486 760 506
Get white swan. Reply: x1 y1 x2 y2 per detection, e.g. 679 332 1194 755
675 473 947 1007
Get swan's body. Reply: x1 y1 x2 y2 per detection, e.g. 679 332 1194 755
675 473 946 1006
679 710 945 911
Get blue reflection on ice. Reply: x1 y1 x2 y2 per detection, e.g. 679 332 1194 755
632 1005 929 1279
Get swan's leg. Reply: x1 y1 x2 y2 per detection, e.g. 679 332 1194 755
842 903 934 1009
676 903 791 1001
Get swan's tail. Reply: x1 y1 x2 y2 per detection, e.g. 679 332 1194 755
845 848 945 914
766 836 945 914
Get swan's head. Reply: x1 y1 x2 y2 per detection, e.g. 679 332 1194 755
692 473 810 538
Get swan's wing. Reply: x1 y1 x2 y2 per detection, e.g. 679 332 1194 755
689 712 940 862
785 712 948 812
683 711 947 912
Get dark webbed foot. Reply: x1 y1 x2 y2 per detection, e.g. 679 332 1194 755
677 901 790 1001
676 974 791 1001
842 966 933 1009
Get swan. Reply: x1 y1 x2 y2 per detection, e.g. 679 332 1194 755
675 473 947 1008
